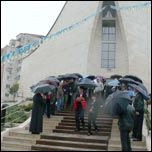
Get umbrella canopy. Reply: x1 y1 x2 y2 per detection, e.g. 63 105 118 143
105 78 113 86
30 84 37 90
45 76 60 83
58 73 79 80
123 90 135 97
57 75 65 81
103 90 131 117
119 77 139 85
110 74 122 79
73 73 83 78
85 75 96 80
124 75 143 83
32 84 55 94
78 78 97 89
108 79 120 86
128 84 150 101
135 82 148 94
39 80 57 86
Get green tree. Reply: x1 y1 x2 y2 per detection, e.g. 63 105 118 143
9 83 19 101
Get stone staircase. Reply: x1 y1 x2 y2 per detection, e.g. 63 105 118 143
1 115 63 151
1 107 148 151
31 108 113 151
108 118 148 151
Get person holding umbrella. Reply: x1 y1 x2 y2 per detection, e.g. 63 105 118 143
132 88 145 141
29 93 46 134
103 90 135 151
87 93 99 136
128 83 149 141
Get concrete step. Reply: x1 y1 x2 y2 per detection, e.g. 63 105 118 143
36 138 107 150
58 122 112 128
25 125 57 130
1 147 30 151
9 130 40 139
31 144 104 151
1 141 31 150
3 136 36 145
109 139 146 147
55 112 111 117
61 119 112 124
108 144 147 151
56 125 111 131
63 116 113 121
53 128 111 136
41 133 109 144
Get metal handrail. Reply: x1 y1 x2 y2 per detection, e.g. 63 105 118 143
1 100 31 129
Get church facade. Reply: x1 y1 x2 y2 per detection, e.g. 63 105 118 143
19 1 151 97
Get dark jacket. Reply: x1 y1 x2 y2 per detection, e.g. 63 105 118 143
133 93 144 114
29 93 45 133
118 104 135 131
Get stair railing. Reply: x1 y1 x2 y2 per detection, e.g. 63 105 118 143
1 100 30 131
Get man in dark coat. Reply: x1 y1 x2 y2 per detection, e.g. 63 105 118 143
132 89 144 141
118 103 135 151
29 93 46 134
88 93 99 136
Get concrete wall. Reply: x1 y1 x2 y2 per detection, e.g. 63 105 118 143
19 1 151 97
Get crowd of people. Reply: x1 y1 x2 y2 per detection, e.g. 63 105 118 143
29 74 149 151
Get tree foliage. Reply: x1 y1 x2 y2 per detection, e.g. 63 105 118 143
9 83 19 100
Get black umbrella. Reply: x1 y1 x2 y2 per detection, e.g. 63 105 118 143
128 84 149 101
110 74 122 79
134 82 148 94
39 79 58 86
57 75 65 81
86 75 96 80
103 90 131 117
73 73 83 78
78 78 97 89
30 84 37 91
119 78 139 85
45 76 60 83
58 73 79 80
32 84 55 94
124 75 143 84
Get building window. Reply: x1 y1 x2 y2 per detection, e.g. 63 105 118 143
16 75 20 80
5 93 9 97
101 1 116 69
6 84 10 89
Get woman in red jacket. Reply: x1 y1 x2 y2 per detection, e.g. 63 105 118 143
73 97 86 131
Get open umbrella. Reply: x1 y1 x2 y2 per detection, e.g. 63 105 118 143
39 80 57 86
103 90 131 117
135 82 148 94
59 73 79 80
128 83 150 101
32 84 55 94
119 77 138 85
110 74 122 79
78 78 97 89
73 73 83 78
108 79 120 86
105 78 113 86
124 75 143 83
45 76 60 83
86 75 96 80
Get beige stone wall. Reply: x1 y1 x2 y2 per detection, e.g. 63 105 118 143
19 1 151 97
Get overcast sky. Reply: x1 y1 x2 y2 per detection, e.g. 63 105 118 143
1 1 66 48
